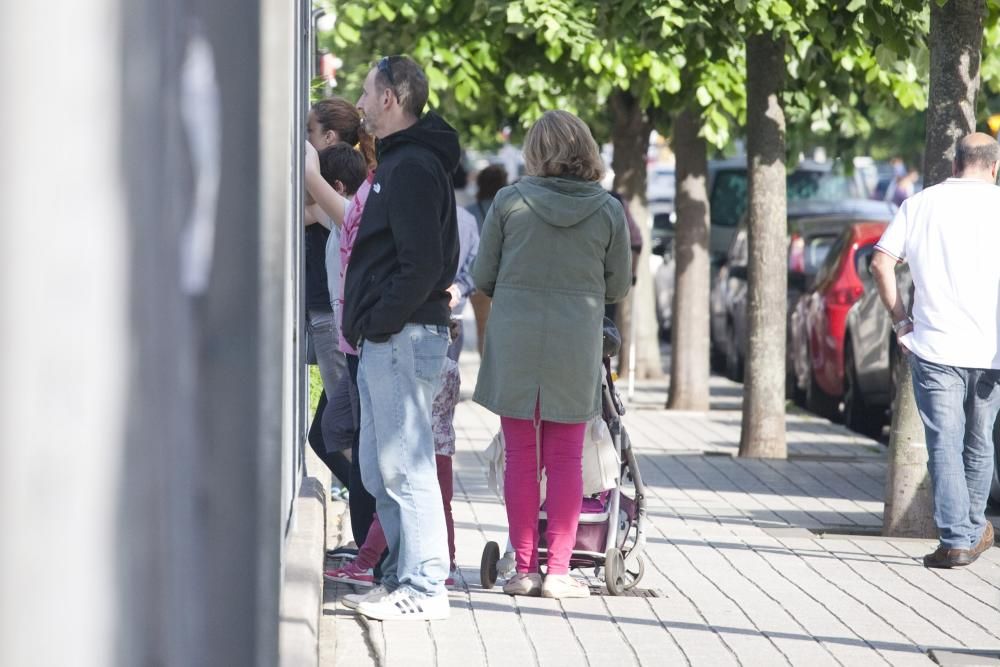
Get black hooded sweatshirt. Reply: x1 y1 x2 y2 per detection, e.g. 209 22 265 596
342 112 461 345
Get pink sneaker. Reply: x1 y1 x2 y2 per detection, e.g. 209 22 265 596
445 567 458 587
324 562 374 587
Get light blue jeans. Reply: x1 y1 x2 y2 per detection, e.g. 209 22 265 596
357 323 450 596
910 355 1000 549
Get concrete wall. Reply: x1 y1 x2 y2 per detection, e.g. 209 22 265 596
0 0 308 664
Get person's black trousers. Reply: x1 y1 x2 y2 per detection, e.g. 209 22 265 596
345 353 376 546
307 391 352 487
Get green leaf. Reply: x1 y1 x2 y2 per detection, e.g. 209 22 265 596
696 85 712 107
874 44 896 70
343 5 365 25
505 73 524 96
846 0 866 12
773 0 793 19
507 3 525 24
375 1 396 22
336 21 361 44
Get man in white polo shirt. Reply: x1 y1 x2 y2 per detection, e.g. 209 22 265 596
871 132 1000 569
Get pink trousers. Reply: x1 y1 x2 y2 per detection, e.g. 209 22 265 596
501 413 586 575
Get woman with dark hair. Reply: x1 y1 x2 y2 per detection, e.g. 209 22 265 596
308 97 377 169
303 97 379 550
472 110 632 599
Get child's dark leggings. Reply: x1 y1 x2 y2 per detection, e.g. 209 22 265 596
346 354 376 546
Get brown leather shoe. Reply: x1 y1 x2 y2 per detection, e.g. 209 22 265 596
970 522 995 561
923 545 973 568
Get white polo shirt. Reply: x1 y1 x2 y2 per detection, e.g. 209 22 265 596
875 177 1000 369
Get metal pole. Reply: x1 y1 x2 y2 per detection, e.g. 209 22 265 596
628 288 638 399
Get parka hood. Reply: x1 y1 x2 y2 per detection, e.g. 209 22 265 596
513 176 611 228
377 111 461 174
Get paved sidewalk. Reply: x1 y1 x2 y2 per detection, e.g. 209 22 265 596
320 371 1000 666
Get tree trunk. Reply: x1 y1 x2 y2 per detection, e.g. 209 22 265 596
923 0 984 185
883 355 937 537
739 33 787 459
668 107 711 411
610 90 663 380
883 0 983 537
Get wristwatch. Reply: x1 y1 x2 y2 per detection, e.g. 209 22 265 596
892 317 913 334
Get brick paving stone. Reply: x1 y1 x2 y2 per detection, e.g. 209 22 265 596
785 536 959 647
825 538 1000 649
511 596 589 665
598 596 688 666
884 538 1000 605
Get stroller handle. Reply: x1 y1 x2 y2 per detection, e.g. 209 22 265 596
602 317 621 359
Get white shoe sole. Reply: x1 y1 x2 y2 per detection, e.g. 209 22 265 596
541 579 591 599
356 604 450 621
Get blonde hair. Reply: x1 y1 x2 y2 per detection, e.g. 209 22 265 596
522 110 604 182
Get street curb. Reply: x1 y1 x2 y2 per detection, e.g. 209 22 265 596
279 448 331 667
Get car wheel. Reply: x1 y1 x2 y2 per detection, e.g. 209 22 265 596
843 341 884 438
710 327 727 374
725 321 744 382
710 345 727 374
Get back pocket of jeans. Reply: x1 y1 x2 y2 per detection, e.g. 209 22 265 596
412 333 447 384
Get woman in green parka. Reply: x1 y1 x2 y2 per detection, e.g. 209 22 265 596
471 110 632 599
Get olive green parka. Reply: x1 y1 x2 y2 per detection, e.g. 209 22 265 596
471 175 632 423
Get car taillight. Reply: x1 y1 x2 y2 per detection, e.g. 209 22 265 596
827 285 864 305
788 234 805 273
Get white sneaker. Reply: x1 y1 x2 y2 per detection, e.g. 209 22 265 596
356 586 451 621
343 584 389 610
503 572 542 596
542 574 590 599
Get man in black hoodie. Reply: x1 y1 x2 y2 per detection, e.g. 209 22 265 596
341 55 460 622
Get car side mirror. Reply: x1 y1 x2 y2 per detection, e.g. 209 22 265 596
728 264 747 280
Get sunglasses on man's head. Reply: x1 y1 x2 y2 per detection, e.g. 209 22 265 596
377 56 400 89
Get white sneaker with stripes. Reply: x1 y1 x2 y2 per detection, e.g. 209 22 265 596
342 585 389 610
356 586 450 621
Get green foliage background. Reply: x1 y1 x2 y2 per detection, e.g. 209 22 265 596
315 0 1000 162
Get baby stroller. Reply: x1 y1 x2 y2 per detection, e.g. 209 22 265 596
479 318 648 595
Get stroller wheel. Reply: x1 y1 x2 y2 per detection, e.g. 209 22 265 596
480 541 500 589
604 548 626 596
624 555 645 590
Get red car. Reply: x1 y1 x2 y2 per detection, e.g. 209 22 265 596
790 221 888 419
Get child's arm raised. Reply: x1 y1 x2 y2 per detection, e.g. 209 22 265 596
304 141 346 229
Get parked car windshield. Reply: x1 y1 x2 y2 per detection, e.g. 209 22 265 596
710 166 865 230
788 171 863 201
